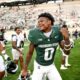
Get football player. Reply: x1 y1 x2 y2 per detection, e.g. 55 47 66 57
11 27 24 70
0 28 10 79
21 13 71 80
60 24 71 70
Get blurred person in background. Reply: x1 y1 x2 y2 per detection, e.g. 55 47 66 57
11 27 24 70
60 24 71 70
0 28 10 80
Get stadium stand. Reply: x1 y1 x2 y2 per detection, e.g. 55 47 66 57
0 1 80 40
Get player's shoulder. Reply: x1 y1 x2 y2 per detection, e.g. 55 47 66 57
29 28 39 32
52 24 60 32
29 28 40 35
19 32 23 37
12 34 16 37
12 33 17 38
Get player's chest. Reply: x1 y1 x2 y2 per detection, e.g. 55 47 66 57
16 35 22 42
37 33 60 44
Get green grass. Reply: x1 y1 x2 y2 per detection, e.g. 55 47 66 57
3 39 80 80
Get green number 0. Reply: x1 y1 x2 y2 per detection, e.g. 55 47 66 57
44 48 54 61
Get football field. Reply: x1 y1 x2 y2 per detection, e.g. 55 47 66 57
3 39 80 80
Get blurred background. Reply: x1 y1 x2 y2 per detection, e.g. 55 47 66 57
0 0 80 41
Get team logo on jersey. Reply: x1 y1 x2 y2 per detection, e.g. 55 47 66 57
38 38 43 41
55 36 58 39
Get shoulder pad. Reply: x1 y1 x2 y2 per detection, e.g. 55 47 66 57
12 34 16 37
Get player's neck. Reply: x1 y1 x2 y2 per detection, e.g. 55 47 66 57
43 26 52 33
16 32 20 35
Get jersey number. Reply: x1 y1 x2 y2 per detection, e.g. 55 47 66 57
44 48 54 61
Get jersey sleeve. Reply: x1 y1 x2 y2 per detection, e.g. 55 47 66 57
28 30 36 45
53 24 63 42
12 34 17 41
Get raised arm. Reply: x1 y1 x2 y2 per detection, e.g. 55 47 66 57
59 27 71 54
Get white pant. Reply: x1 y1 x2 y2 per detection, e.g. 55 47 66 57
12 48 22 60
0 56 5 72
60 48 67 56
32 61 62 80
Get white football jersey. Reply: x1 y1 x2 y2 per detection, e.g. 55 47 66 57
12 33 23 48
19 32 25 41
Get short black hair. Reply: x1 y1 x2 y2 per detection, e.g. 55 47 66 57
62 24 68 30
14 27 20 31
62 24 67 28
38 12 54 25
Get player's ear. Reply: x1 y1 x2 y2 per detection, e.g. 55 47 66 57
48 19 52 25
